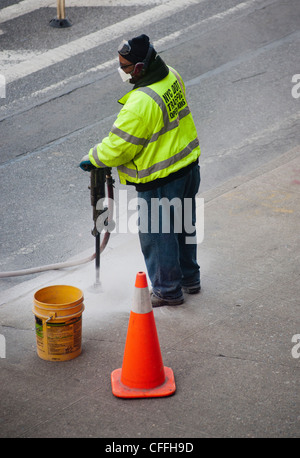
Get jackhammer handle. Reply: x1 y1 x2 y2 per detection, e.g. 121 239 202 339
90 168 105 207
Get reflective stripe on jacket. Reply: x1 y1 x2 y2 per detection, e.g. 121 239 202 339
89 67 200 185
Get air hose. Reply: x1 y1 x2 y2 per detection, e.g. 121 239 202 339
0 169 114 279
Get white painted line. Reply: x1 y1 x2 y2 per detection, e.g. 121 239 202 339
0 0 259 120
3 0 201 83
0 57 119 121
67 0 171 5
0 0 171 24
0 50 43 70
0 0 53 24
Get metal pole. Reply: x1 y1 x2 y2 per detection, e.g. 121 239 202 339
90 168 107 291
95 233 100 286
57 0 65 20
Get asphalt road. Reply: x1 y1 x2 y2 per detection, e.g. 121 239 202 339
0 0 299 290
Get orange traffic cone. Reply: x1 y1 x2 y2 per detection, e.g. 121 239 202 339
111 271 176 398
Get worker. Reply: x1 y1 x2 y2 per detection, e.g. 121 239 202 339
80 34 201 307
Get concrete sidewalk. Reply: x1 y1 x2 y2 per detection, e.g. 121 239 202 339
0 147 299 438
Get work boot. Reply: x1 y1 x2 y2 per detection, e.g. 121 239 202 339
182 283 201 294
150 292 184 308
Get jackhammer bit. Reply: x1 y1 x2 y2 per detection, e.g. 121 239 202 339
89 167 112 289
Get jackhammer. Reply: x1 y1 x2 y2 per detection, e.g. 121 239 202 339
89 167 114 289
0 167 114 279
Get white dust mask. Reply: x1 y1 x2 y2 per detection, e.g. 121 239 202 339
118 67 132 82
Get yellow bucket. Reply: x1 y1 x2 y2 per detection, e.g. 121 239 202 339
33 285 84 361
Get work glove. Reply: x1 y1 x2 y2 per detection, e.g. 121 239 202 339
79 154 96 172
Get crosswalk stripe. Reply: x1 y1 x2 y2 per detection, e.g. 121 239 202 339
0 0 259 121
3 0 201 83
0 0 173 25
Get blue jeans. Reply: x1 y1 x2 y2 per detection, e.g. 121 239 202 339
138 164 200 300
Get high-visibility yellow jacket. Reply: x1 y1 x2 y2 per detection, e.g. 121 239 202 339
89 67 200 187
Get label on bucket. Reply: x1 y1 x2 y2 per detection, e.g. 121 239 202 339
35 316 44 353
35 315 82 358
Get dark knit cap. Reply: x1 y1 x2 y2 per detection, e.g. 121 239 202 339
120 34 151 64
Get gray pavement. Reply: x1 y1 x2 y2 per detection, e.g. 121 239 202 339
0 146 299 439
